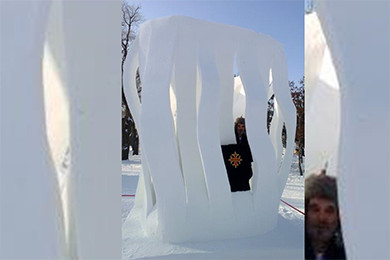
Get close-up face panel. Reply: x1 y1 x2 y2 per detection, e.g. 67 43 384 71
304 1 390 260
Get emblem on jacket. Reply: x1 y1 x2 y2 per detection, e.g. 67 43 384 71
228 151 243 168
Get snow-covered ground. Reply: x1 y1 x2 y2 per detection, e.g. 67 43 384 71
122 155 304 259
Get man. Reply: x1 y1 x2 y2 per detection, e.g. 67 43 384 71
222 117 252 191
234 116 253 163
234 117 249 146
305 172 346 260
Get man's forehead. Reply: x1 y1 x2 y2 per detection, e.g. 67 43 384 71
309 197 336 207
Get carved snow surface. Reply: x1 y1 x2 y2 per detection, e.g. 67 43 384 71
123 16 296 242
305 11 340 178
1 1 121 259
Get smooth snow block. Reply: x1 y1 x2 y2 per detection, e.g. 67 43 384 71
1 1 121 258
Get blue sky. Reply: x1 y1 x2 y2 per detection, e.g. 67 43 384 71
127 0 304 82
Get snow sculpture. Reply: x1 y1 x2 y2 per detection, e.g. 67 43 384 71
0 1 121 259
123 16 296 242
306 1 390 259
305 10 340 178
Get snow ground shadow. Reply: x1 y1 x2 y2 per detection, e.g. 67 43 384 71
133 216 303 260
122 175 138 195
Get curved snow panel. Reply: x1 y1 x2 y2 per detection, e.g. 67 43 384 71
271 48 296 194
0 1 65 258
173 22 209 214
215 26 238 146
137 17 188 241
236 33 280 224
305 12 340 178
61 2 122 258
197 40 234 216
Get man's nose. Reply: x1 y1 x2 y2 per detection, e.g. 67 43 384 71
317 211 328 223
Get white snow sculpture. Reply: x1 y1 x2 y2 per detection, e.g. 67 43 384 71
0 1 121 259
306 1 390 259
305 10 340 177
123 16 296 242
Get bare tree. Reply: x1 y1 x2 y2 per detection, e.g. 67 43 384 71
289 78 305 176
121 2 143 160
121 3 142 76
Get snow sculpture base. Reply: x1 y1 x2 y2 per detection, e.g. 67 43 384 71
124 16 296 242
124 191 277 242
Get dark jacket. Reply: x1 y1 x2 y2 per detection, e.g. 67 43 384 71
305 233 347 260
220 132 253 192
235 133 253 163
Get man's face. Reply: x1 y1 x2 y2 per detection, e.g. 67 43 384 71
236 123 245 137
306 197 339 244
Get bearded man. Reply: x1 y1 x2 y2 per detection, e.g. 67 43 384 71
305 172 346 259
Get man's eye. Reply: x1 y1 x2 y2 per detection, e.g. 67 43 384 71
325 206 335 214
